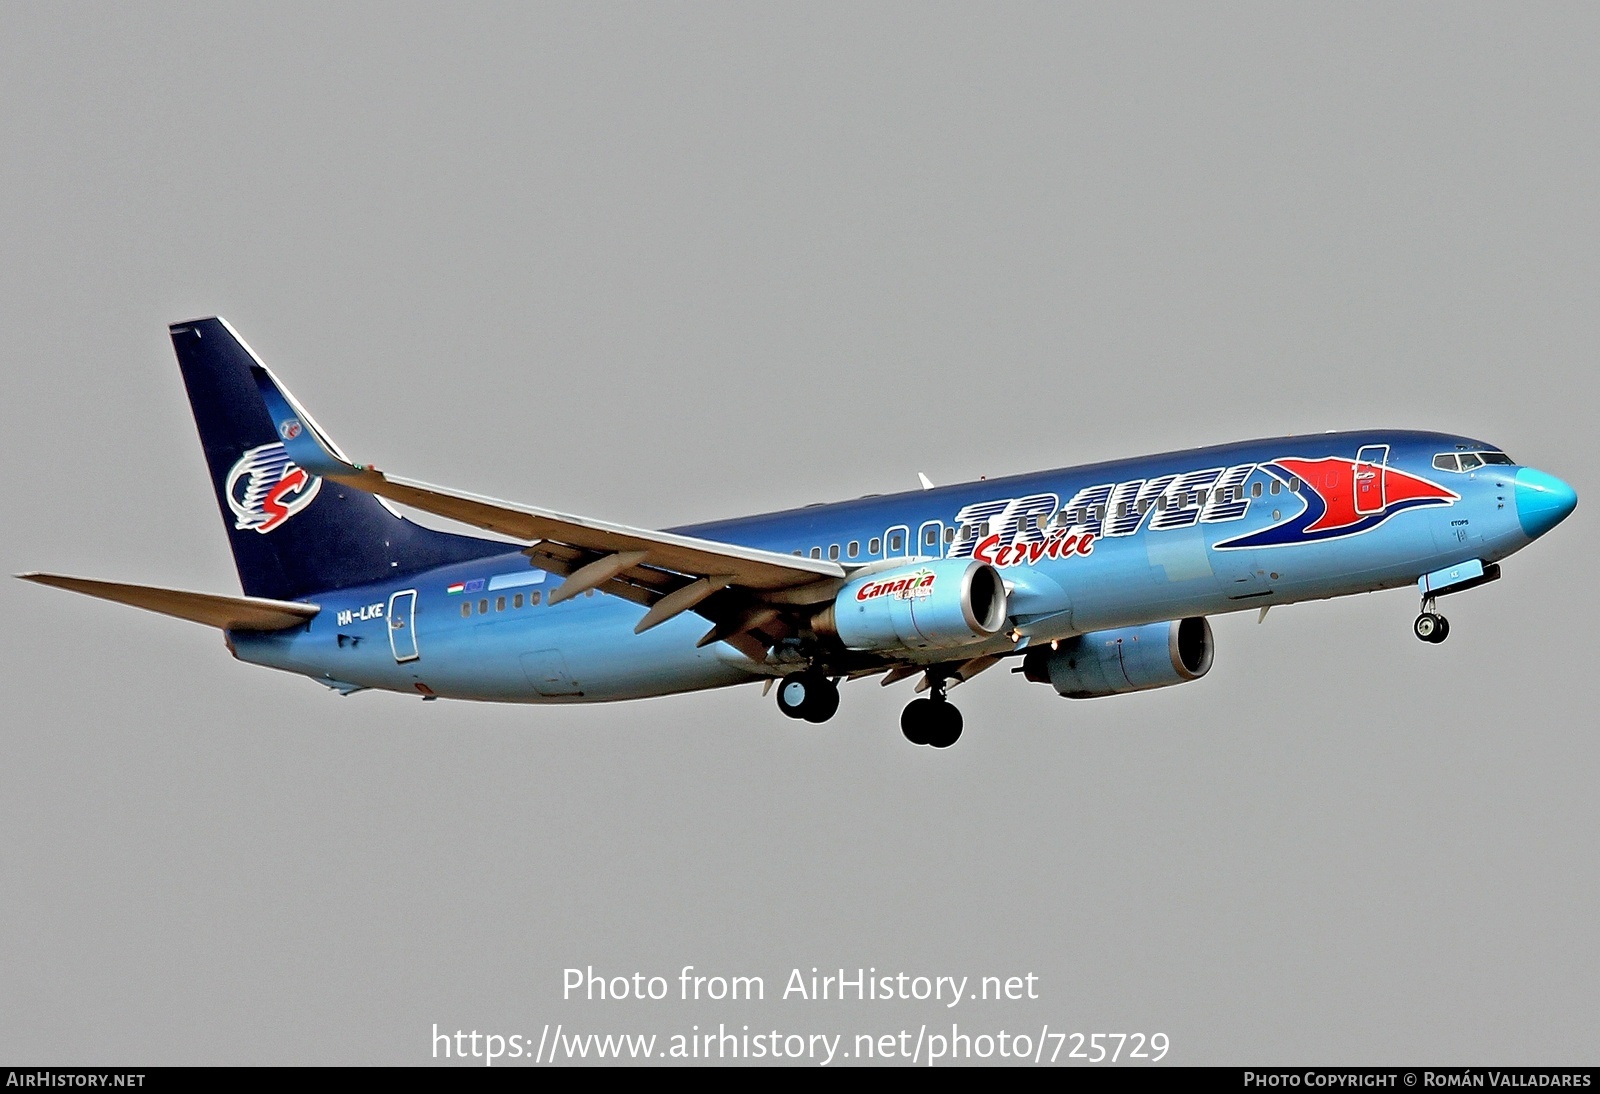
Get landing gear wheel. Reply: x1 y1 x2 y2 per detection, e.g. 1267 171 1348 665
901 697 964 748
1413 612 1449 643
776 672 840 723
926 702 964 749
901 698 934 745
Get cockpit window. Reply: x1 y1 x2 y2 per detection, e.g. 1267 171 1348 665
1433 450 1514 472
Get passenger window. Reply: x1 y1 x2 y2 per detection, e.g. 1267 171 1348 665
531 591 542 606
478 599 488 614
847 541 859 558
461 602 471 618
1458 453 1483 471
585 589 594 597
923 527 938 547
828 544 840 561
514 593 523 608
1270 480 1281 495
1288 478 1300 492
792 550 801 557
810 547 821 560
1433 454 1460 472
889 533 904 553
1156 496 1168 511
869 537 882 554
496 596 505 611
1251 482 1263 498
944 526 955 544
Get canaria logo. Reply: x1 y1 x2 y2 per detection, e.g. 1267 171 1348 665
226 442 321 533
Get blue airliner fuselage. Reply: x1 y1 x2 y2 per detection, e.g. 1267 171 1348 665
233 430 1563 704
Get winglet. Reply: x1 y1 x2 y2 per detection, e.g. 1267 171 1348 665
250 364 361 479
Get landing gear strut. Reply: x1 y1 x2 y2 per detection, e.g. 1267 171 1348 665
1413 595 1450 644
775 671 840 723
901 676 963 748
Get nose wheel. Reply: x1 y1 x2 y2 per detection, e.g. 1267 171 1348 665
775 671 840 723
1413 596 1450 644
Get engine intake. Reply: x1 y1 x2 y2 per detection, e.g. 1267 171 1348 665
815 559 1008 652
1023 617 1214 698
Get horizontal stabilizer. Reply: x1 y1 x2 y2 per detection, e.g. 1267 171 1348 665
17 573 319 631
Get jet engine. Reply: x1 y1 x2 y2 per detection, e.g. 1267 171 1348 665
1022 617 1214 698
815 558 1008 652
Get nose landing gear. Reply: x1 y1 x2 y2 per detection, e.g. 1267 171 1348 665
1413 595 1450 644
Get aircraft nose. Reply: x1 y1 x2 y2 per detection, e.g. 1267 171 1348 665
1514 467 1578 539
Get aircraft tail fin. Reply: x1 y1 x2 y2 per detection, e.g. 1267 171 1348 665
168 318 504 601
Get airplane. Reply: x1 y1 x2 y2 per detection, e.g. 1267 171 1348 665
19 318 1578 748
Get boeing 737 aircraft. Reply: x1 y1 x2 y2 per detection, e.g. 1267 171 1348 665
21 319 1578 748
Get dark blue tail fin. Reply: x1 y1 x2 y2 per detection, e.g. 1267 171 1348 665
170 317 506 601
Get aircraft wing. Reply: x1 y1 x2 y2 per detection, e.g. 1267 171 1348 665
17 573 318 631
253 366 847 653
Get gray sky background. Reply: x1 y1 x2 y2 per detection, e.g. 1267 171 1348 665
2 4 1594 1065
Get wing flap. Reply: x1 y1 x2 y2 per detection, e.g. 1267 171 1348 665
17 573 319 632
336 469 839 590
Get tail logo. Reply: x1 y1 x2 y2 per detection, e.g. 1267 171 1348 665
226 443 322 533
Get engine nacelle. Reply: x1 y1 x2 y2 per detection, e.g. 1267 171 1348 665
1022 617 1214 698
815 559 1008 652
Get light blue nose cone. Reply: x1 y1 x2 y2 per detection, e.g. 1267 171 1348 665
1515 468 1578 539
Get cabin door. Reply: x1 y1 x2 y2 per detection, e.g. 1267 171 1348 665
387 590 419 662
1354 445 1389 516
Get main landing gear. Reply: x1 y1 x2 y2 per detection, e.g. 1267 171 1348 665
774 669 965 748
900 678 963 749
1413 595 1450 644
775 671 840 723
